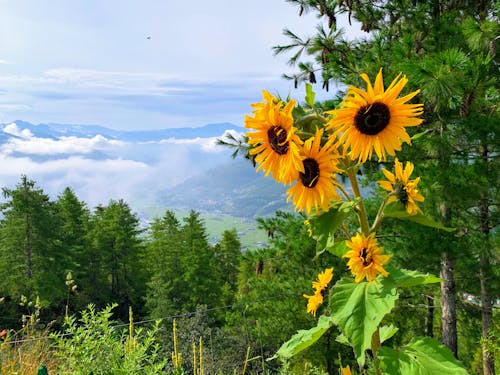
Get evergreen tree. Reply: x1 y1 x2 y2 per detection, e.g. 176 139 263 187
0 176 63 312
213 229 242 305
53 187 91 311
145 210 184 319
88 199 146 319
180 210 220 312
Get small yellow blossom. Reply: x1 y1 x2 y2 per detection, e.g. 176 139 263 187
304 268 334 316
312 268 334 293
378 158 424 215
303 291 323 317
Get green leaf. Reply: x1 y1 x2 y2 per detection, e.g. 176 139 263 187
411 129 432 141
336 333 350 346
305 83 316 108
273 315 335 360
327 240 350 258
378 337 468 374
310 201 357 256
386 267 441 288
383 202 455 232
331 278 398 365
379 325 399 344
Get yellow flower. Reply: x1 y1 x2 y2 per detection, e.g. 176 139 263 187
341 365 352 375
304 268 334 316
327 69 423 163
286 129 342 214
303 291 323 317
312 267 334 293
245 90 303 184
378 158 425 215
344 233 390 283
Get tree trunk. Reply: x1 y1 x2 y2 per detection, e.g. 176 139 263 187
425 294 434 338
440 201 458 357
478 143 495 375
479 250 494 375
440 250 457 357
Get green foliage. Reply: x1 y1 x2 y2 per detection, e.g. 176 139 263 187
383 202 455 232
274 315 335 360
385 267 441 288
0 176 64 314
88 199 146 319
378 337 468 374
52 304 167 374
331 278 398 365
309 200 358 256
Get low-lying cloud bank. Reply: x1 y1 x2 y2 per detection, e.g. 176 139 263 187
0 122 237 210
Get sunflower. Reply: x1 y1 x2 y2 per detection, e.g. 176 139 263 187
378 158 425 215
286 129 342 215
304 267 334 316
312 267 334 293
245 90 303 184
326 69 423 163
344 233 390 283
303 291 323 317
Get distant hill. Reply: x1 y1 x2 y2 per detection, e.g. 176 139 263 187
158 158 292 218
1 120 243 141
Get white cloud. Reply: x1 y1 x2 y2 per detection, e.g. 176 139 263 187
157 137 226 153
1 123 123 155
0 154 152 208
3 123 34 138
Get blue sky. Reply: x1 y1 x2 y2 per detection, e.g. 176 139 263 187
0 0 355 130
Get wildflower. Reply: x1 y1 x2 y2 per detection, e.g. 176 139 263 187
286 129 342 214
341 365 352 375
303 291 323 317
304 268 334 316
378 158 424 215
344 233 390 283
245 90 303 184
327 69 423 163
312 267 334 293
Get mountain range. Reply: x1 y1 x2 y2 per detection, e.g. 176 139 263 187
1 120 243 141
0 120 290 219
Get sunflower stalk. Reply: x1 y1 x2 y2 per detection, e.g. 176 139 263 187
371 328 382 375
347 167 370 236
370 192 395 233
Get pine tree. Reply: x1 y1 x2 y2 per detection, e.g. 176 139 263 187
88 199 145 319
0 176 63 307
53 187 91 311
145 210 184 318
180 210 220 312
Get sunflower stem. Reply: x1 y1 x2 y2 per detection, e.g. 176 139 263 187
371 327 382 375
347 167 370 236
338 184 353 201
370 193 395 233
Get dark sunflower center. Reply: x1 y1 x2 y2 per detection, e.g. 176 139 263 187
267 126 289 155
354 102 391 135
300 158 320 188
360 248 372 267
395 182 409 207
